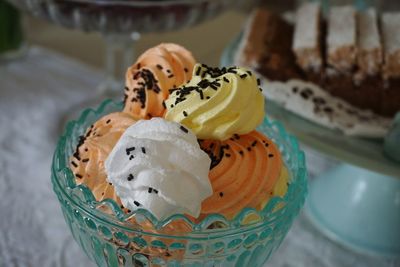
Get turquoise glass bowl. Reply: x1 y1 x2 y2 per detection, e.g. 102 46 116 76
51 100 307 267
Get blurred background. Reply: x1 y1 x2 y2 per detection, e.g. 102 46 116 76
1 0 400 266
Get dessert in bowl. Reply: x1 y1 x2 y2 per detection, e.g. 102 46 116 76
52 44 307 266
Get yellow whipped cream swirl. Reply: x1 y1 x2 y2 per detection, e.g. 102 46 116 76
165 64 265 140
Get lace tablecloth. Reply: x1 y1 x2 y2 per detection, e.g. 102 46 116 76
0 47 398 267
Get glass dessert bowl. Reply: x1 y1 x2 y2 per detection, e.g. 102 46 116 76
51 99 307 267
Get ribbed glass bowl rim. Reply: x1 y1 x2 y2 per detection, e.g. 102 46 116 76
51 99 307 239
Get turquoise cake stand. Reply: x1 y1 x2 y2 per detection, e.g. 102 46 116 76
221 34 400 258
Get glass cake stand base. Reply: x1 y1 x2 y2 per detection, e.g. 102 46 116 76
305 164 400 258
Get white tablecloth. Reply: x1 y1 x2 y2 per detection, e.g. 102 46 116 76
0 47 398 267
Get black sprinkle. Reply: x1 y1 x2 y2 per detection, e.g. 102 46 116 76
106 119 111 124
234 134 240 140
239 151 244 156
184 67 188 73
195 67 201 76
82 158 89 163
127 209 131 213
292 87 298 93
75 173 82 179
251 140 257 147
183 111 188 117
129 155 134 160
206 96 211 99
141 147 146 154
223 77 229 83
199 90 204 100
168 74 174 78
126 147 135 155
240 74 247 79
84 148 88 152
124 86 129 91
225 153 231 157
162 101 166 108
156 64 163 70
166 69 171 73
257 78 261 86
219 192 224 197
109 183 112 185
148 188 152 193
247 147 252 152
137 63 141 69
71 161 78 167
180 125 189 133
134 201 140 207
264 143 269 147
127 174 134 181
246 70 252 76
268 154 274 158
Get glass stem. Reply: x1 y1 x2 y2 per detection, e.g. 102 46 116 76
100 33 140 98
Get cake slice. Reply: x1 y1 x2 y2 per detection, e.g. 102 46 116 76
236 8 300 80
293 3 322 72
382 12 400 80
356 8 382 79
327 6 357 73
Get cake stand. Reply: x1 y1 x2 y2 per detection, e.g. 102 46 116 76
221 34 400 259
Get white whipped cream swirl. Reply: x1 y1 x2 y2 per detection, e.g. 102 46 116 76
105 117 212 220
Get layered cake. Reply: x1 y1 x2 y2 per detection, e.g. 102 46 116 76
236 3 399 136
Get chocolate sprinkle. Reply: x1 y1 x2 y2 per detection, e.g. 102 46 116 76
141 147 146 154
268 154 274 158
219 192 224 197
75 174 83 179
239 150 244 156
183 111 188 117
106 119 111 124
156 64 163 70
127 174 134 181
82 158 89 163
184 67 188 73
179 125 189 133
71 161 78 168
126 147 135 155
134 201 140 207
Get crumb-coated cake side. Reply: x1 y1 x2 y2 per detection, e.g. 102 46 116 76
236 8 301 81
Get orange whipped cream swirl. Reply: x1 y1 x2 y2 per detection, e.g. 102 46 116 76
123 43 196 119
70 112 136 206
200 130 288 219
